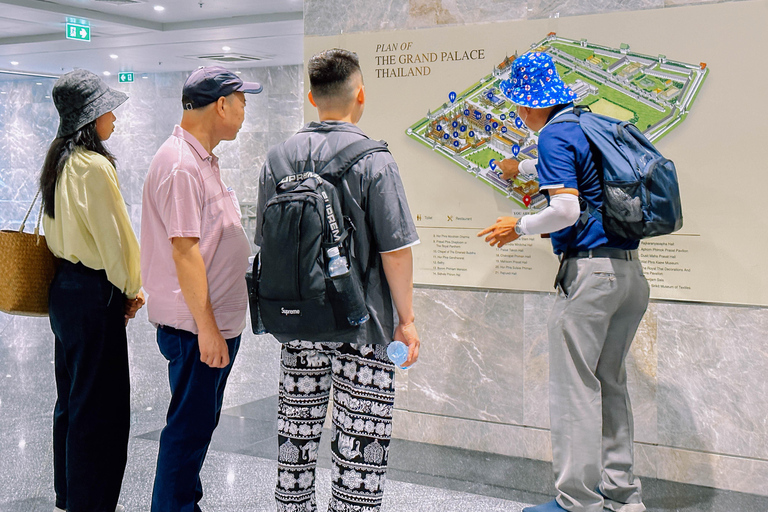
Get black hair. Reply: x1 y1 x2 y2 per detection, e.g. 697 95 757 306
40 120 116 219
307 48 361 100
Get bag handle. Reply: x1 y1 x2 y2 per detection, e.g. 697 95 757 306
19 188 45 245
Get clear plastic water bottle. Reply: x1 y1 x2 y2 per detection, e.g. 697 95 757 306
327 246 370 326
327 246 348 278
387 340 410 369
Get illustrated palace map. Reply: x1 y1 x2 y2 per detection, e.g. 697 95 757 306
405 33 708 210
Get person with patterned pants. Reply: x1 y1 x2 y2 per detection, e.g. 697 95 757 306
275 341 395 511
255 49 421 512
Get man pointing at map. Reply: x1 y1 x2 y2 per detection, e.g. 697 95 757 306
479 51 649 512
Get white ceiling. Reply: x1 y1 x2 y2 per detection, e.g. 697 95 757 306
0 0 304 77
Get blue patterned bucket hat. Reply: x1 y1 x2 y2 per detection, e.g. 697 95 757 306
500 51 576 108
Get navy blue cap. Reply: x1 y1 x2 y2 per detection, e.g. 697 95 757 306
181 65 262 110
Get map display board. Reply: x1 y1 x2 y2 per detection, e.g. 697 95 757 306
305 0 768 306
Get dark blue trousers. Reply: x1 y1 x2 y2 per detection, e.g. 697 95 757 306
49 260 130 512
151 325 240 512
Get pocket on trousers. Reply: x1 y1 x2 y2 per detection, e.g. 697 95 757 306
587 271 618 298
157 329 183 362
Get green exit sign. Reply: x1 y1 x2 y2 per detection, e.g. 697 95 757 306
66 23 90 42
118 72 134 83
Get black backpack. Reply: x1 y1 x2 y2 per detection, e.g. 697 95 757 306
247 138 390 340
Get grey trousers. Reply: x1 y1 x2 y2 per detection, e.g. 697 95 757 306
548 255 650 512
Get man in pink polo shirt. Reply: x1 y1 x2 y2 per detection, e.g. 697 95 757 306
140 66 261 512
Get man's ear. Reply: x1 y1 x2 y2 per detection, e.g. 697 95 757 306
216 96 228 118
356 85 365 105
308 90 318 108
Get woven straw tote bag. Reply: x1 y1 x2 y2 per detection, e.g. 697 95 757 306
0 189 59 316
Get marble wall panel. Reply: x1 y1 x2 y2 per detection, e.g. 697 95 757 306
523 291 555 429
0 83 56 194
0 77 57 232
0 196 39 232
0 314 56 423
626 303 658 445
268 94 306 134
393 408 553 462
405 287 525 424
654 445 768 497
405 0 529 28
264 65 303 99
304 0 409 36
304 0 529 36
633 442 658 479
304 0 745 36
527 0 664 19
663 0 749 5
656 302 768 460
214 138 242 171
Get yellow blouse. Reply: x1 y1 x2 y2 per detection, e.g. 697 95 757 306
42 147 141 297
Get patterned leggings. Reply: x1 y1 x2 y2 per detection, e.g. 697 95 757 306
275 341 396 512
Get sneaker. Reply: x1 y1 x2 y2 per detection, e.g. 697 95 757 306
523 499 568 512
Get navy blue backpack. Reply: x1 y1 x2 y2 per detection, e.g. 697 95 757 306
550 105 683 240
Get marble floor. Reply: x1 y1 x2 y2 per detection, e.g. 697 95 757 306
1 310 766 512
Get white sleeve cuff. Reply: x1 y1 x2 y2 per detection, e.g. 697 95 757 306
379 239 421 254
518 193 580 235
518 158 538 177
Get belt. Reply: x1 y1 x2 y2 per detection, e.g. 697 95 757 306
561 248 639 261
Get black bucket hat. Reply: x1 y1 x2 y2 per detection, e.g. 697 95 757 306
52 69 129 138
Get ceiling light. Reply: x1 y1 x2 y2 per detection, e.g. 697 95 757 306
36 82 42 85
0 92 6 95
235 71 242 74
222 46 231 52
103 71 111 76
10 61 18 66
154 5 165 11
110 54 118 59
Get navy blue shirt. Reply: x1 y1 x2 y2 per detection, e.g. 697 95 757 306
537 104 639 255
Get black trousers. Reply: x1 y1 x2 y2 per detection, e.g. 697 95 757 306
49 260 130 512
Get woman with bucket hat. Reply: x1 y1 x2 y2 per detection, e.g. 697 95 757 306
479 52 648 512
41 68 143 512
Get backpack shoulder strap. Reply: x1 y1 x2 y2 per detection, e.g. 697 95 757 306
543 104 605 231
546 104 591 127
318 138 390 182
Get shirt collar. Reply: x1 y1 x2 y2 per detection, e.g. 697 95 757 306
172 125 216 163
301 120 366 137
541 103 575 132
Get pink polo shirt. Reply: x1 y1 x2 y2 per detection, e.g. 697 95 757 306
141 125 250 338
